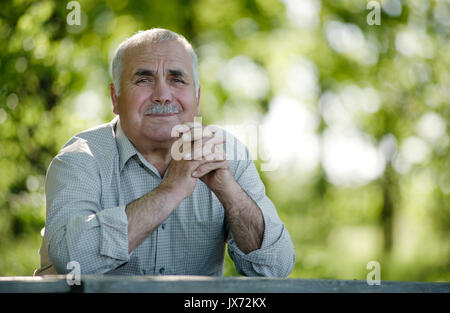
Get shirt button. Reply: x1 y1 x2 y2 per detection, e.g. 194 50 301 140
161 223 166 230
159 267 165 274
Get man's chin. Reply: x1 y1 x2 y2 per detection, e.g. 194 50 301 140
144 125 178 142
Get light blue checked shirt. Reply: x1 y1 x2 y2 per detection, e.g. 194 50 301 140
42 117 295 277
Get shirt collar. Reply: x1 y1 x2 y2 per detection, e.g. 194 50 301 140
114 118 163 178
115 119 138 172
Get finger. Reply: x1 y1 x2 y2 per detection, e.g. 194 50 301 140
181 125 221 142
213 145 225 160
202 135 225 145
181 141 223 161
183 148 225 163
170 137 186 161
203 146 225 161
182 135 224 160
192 160 228 178
189 137 224 160
182 152 192 160
182 124 203 142
171 124 190 138
203 124 221 137
178 135 219 160
202 136 225 153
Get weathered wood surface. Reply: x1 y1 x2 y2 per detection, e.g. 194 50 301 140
0 275 448 293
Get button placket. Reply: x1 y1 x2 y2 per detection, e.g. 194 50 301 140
155 218 170 275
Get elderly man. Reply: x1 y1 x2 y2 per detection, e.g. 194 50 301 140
35 28 295 277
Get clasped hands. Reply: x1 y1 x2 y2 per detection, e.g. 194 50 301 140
161 122 233 199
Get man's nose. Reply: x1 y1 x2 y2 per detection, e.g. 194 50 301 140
151 80 172 104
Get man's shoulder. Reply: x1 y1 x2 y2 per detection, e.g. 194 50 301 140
74 118 117 144
57 118 118 161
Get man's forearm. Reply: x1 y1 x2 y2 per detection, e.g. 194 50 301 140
125 184 184 253
212 179 265 254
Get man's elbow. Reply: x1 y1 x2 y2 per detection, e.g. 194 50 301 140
270 236 296 278
48 235 127 275
273 244 296 278
251 245 295 278
47 232 98 275
280 250 296 278
47 235 72 274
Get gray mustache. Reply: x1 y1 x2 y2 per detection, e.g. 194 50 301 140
145 104 179 115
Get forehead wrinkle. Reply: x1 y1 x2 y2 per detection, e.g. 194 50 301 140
124 41 192 79
132 68 189 81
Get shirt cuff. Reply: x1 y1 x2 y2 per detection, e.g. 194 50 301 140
227 212 295 277
95 205 130 261
227 212 277 265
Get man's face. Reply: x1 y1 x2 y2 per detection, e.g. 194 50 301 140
112 40 199 147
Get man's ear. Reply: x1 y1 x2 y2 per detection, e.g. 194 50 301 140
110 83 119 115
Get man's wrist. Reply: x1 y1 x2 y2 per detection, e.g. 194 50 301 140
206 168 233 190
210 174 241 205
156 182 187 205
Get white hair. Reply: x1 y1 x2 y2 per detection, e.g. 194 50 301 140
111 28 200 98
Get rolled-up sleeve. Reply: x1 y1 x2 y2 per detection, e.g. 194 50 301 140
44 137 130 274
226 143 295 277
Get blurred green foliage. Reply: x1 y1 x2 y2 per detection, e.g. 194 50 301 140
0 0 449 281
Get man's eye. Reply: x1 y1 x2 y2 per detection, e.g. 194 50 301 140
137 78 150 83
172 78 184 83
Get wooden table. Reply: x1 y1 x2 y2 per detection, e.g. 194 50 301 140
0 275 448 293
